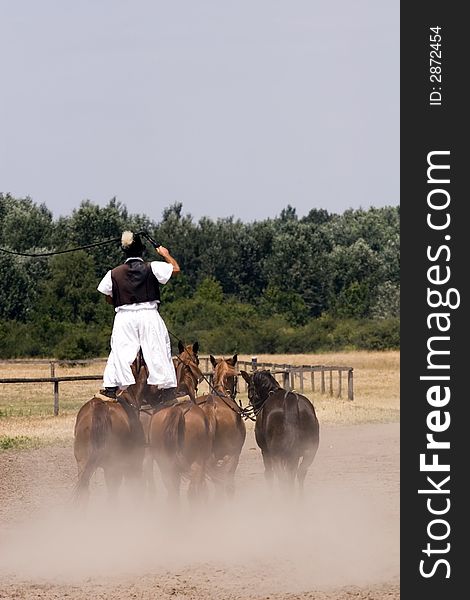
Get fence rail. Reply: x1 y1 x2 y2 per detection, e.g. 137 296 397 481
0 356 353 415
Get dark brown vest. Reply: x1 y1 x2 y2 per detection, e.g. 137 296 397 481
111 260 160 308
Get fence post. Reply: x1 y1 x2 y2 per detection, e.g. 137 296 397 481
251 356 258 371
337 370 342 398
329 370 333 396
50 362 59 415
299 369 304 393
310 371 315 393
283 371 290 390
348 369 354 401
53 380 59 416
321 370 325 394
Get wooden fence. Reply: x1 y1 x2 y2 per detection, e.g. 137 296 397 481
199 357 354 402
0 357 353 415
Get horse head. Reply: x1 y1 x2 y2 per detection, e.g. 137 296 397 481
210 354 238 399
240 369 279 411
175 341 203 401
122 349 149 408
178 340 199 363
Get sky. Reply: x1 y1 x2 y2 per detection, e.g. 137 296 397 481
0 1 399 223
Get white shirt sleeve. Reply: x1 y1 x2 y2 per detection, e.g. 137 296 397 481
97 270 113 295
150 261 173 284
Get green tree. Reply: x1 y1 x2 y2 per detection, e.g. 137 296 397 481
37 251 102 323
371 281 400 319
0 194 53 251
259 284 309 326
0 254 32 320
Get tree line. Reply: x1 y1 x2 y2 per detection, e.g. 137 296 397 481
0 194 399 358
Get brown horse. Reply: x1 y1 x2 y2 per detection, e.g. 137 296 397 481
172 341 203 402
148 342 213 504
73 355 147 505
196 354 246 497
240 369 319 492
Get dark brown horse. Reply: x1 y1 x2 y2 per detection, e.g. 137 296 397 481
73 355 147 505
148 342 213 504
240 369 319 492
196 354 246 497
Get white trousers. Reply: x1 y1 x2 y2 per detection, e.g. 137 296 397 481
103 308 177 389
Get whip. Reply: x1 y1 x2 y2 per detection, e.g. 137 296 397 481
137 230 160 250
0 230 160 258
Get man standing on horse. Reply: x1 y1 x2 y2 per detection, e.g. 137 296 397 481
97 231 180 399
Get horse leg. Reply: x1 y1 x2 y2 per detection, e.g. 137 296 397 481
297 447 316 494
209 456 226 500
159 460 181 508
225 454 240 499
261 451 274 488
139 414 156 500
143 449 157 500
284 455 300 494
74 458 91 509
188 460 207 505
124 451 145 504
104 465 123 506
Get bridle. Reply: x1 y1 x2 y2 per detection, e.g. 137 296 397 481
212 362 238 401
174 352 204 398
245 373 281 418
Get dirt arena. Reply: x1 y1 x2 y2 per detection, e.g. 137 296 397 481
0 421 399 600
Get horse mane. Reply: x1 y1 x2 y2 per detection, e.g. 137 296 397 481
211 359 237 399
213 360 237 387
253 370 280 391
174 343 203 400
251 370 280 409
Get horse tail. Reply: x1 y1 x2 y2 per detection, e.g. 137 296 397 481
283 391 300 454
74 399 111 499
90 400 112 451
162 406 185 454
203 395 217 441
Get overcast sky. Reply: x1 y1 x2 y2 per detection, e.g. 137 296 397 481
0 1 398 222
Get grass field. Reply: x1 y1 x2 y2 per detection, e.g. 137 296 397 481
0 351 399 449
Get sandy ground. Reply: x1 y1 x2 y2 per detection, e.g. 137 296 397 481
0 423 399 599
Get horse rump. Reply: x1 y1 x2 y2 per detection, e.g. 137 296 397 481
282 390 301 453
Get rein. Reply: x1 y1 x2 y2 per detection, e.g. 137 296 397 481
211 363 255 419
154 330 255 421
246 388 286 421
168 333 254 419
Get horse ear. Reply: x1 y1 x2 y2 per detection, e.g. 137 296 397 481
193 341 199 354
178 340 184 354
209 354 217 368
240 370 251 384
231 353 238 366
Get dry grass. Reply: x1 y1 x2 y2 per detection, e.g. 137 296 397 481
235 351 399 426
0 360 106 417
0 351 399 446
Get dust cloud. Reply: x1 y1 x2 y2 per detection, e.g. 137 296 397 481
0 476 398 594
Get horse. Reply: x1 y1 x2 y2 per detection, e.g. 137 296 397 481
240 369 319 492
73 353 148 505
147 341 213 504
196 354 246 498
172 340 203 402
